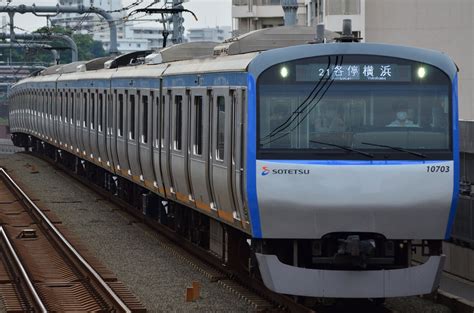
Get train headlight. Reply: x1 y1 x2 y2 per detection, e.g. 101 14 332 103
280 66 289 78
417 67 426 79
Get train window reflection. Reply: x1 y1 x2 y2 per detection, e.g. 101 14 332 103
91 92 95 130
83 92 88 128
98 93 103 133
216 96 225 161
118 94 124 137
142 95 148 143
194 96 203 156
130 94 136 140
174 95 183 151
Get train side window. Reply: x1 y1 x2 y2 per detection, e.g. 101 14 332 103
76 93 81 126
174 95 183 151
108 92 114 134
49 91 53 119
155 96 160 147
194 96 203 156
130 94 135 140
65 92 69 121
216 96 225 161
83 92 88 128
70 92 74 124
98 92 104 133
142 94 148 144
118 93 124 137
161 95 165 147
91 92 95 130
59 92 63 122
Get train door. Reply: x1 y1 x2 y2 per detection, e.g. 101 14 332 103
210 88 237 223
138 90 154 189
106 90 118 173
169 89 192 204
230 88 248 227
69 89 79 153
45 90 50 140
76 90 85 154
59 90 64 147
160 90 174 199
152 90 165 196
127 89 142 182
60 90 66 148
116 89 131 176
46 89 52 141
97 89 107 166
82 90 92 158
189 88 213 212
65 90 72 152
89 90 100 162
54 89 60 145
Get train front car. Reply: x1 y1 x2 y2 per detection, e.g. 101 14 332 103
247 43 458 298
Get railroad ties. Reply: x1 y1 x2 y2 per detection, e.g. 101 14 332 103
0 167 145 312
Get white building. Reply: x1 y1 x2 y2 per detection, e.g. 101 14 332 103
187 26 232 43
232 0 364 38
125 26 164 49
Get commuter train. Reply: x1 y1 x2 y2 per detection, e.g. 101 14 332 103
8 26 458 299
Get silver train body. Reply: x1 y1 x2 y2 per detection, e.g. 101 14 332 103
8 41 459 298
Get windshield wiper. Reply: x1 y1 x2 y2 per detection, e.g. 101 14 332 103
310 140 374 158
361 142 427 158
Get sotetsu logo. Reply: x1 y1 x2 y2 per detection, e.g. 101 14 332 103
261 166 310 176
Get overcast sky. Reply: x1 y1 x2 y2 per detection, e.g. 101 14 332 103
0 0 233 33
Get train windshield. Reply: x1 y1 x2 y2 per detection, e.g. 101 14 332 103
257 55 452 160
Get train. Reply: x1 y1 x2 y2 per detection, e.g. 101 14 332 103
8 25 458 299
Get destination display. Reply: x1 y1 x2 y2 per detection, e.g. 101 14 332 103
295 64 412 82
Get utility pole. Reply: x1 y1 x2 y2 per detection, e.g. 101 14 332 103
281 0 298 26
171 0 184 44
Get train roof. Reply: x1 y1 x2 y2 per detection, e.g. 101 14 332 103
10 27 458 88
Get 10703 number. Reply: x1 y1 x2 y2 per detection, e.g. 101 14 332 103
426 165 450 173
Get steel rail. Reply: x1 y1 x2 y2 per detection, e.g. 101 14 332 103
0 167 132 313
0 226 48 313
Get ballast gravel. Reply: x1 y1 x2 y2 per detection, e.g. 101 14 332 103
0 152 454 313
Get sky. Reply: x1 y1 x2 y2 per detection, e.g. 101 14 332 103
0 0 233 33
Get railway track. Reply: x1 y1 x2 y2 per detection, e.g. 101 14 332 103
0 167 145 312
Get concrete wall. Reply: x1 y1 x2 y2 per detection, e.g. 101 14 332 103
365 0 474 120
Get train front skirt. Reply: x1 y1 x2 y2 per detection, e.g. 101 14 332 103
256 253 445 298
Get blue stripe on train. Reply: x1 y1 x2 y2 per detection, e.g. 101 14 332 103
246 73 262 238
445 74 460 239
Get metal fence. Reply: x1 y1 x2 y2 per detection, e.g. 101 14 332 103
452 196 474 247
0 138 23 154
454 121 474 246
